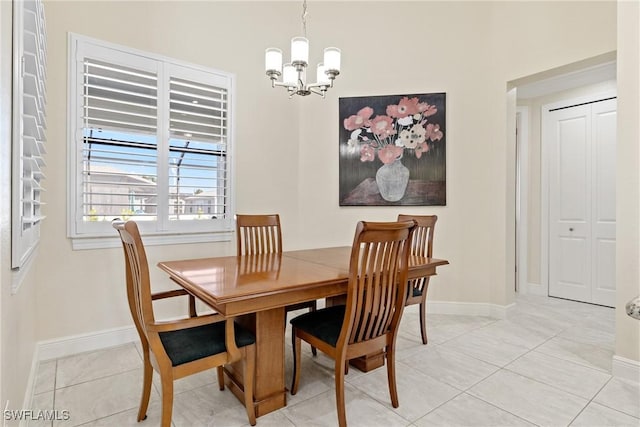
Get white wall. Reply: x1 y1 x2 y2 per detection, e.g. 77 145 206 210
1 0 40 412
34 0 636 368
38 1 302 340
616 0 640 363
294 1 617 308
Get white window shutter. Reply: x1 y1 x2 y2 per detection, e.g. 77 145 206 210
12 0 47 270
69 35 235 243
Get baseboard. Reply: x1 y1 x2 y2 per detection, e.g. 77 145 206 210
37 325 138 361
19 345 40 427
427 301 511 319
612 355 640 383
34 301 513 362
525 282 547 296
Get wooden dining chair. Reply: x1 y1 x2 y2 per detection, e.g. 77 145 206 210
290 220 415 427
236 214 317 355
112 220 257 427
397 214 437 344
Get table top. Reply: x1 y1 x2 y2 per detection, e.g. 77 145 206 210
158 246 448 316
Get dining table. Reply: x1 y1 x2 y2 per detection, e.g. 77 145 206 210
157 246 449 417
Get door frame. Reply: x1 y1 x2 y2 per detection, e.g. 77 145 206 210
515 106 529 294
540 89 617 298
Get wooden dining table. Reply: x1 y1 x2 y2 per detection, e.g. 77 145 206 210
158 246 448 418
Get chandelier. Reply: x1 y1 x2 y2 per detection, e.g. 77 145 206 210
264 0 341 97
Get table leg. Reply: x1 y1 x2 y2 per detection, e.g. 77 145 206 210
226 307 287 417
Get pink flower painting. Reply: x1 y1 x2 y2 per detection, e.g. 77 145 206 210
343 95 445 164
339 93 446 207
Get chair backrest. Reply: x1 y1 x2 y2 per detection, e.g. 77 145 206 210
112 220 155 342
339 220 415 346
397 214 437 258
235 214 283 256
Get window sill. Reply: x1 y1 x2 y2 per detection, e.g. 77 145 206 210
11 245 39 294
71 231 233 250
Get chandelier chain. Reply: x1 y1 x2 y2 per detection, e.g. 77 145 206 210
302 0 308 38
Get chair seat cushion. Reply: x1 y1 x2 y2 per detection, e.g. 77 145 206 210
159 321 255 367
290 305 346 347
412 287 423 297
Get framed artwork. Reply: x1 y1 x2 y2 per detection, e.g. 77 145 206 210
339 93 446 206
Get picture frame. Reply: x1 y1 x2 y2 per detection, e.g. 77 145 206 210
339 93 446 206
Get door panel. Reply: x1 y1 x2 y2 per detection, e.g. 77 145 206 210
558 115 589 223
555 236 590 300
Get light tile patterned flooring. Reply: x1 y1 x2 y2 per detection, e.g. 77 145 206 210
30 295 640 426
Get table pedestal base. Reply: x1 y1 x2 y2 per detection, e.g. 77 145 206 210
226 308 287 417
225 371 286 417
350 350 385 372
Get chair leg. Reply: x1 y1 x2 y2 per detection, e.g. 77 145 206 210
243 345 257 426
291 329 302 395
385 345 399 408
310 303 317 356
419 301 428 345
335 357 348 427
188 295 197 317
216 365 225 391
137 353 153 421
159 374 174 427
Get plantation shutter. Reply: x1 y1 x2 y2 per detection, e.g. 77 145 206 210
168 75 228 220
12 0 47 269
70 34 234 243
80 58 159 221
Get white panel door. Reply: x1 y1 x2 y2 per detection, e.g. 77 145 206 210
591 99 616 307
546 98 616 307
548 105 592 303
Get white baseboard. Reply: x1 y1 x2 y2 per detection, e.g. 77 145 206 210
612 355 640 383
525 282 547 296
37 325 138 361
35 300 510 362
427 301 511 319
20 345 40 427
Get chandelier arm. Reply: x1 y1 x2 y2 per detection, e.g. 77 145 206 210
272 81 295 89
307 82 329 90
309 87 326 97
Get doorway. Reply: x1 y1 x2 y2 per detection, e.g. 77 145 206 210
511 57 617 303
542 94 617 307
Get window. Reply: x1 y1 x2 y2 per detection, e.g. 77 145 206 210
12 0 47 271
68 35 235 249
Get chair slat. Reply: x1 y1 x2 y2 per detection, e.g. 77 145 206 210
236 214 282 256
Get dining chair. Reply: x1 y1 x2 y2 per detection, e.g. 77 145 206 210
112 220 257 427
290 220 416 427
236 214 318 355
397 214 437 344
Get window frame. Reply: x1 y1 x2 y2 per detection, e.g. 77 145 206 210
67 34 235 250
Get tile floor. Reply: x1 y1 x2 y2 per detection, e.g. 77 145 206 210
29 295 640 426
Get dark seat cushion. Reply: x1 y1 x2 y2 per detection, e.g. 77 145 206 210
159 321 255 367
412 286 423 297
290 305 346 347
